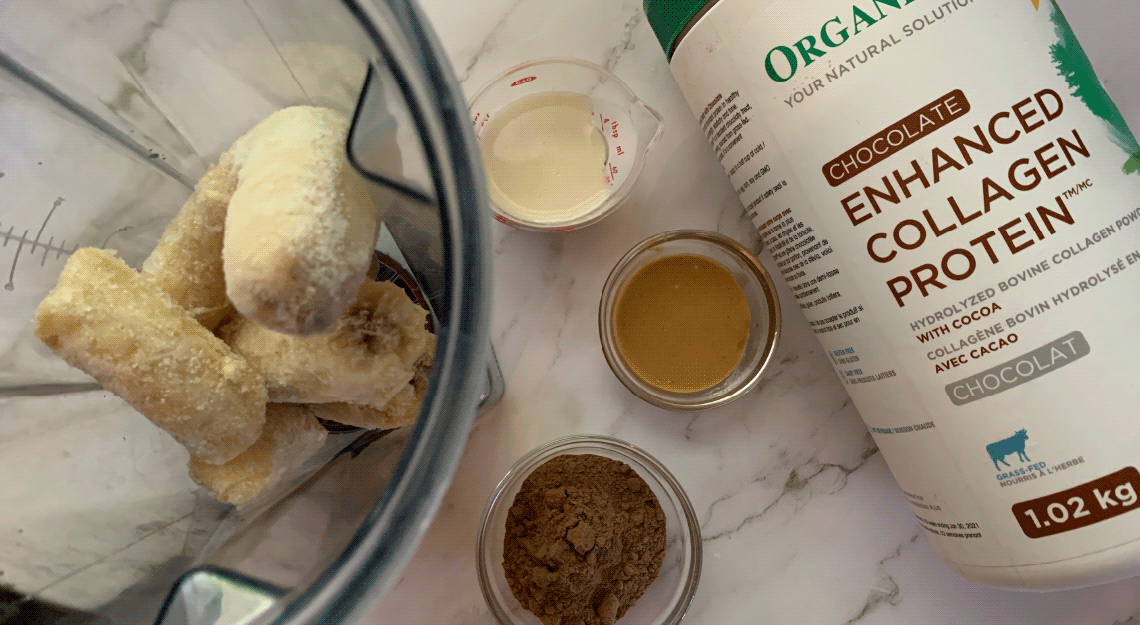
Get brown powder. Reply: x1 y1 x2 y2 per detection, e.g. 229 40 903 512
502 454 666 625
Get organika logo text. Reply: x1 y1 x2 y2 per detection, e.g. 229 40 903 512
765 0 918 83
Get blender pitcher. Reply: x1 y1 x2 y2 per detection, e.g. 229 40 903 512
0 0 502 623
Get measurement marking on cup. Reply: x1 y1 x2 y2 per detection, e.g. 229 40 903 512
31 198 65 254
4 197 77 291
4 228 27 290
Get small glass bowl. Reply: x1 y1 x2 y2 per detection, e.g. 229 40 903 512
599 230 781 411
468 58 664 232
477 435 701 625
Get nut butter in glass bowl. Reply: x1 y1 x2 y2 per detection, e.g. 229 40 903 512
599 230 781 411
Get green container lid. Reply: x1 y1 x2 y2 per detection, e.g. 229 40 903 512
643 0 712 60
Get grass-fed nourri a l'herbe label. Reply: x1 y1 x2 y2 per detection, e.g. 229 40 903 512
645 0 1140 589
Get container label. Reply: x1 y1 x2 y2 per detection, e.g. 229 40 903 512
945 330 1089 405
670 0 1140 574
1013 467 1140 539
823 89 972 187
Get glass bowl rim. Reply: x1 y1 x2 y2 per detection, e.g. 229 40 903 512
598 229 782 411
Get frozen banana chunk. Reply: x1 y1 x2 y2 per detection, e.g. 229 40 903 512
223 106 382 336
217 280 432 409
189 403 327 505
340 278 434 369
307 386 418 431
34 247 267 465
142 153 237 330
307 350 433 429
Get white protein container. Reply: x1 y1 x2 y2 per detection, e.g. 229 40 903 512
645 0 1140 589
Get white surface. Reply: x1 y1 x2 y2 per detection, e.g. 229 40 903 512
367 0 1140 623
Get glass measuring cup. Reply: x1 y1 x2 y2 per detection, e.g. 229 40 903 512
468 58 664 232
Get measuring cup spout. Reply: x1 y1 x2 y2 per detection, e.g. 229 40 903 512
631 100 665 159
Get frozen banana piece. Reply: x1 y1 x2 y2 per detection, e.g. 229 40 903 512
189 403 327 505
340 278 435 369
217 280 432 409
142 153 237 330
307 386 418 431
308 350 433 429
34 247 267 465
224 106 382 336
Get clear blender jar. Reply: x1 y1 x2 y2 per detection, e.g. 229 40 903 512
0 0 501 623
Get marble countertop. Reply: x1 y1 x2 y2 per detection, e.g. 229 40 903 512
366 0 1140 623
0 0 1136 623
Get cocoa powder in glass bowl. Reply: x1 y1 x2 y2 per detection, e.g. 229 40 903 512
502 454 666 625
477 436 701 625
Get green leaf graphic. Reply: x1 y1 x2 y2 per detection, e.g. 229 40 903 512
1048 0 1140 175
1125 154 1140 175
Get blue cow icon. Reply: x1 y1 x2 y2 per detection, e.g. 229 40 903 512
987 429 1030 470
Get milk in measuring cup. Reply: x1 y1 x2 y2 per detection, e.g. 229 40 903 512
469 58 663 231
479 92 610 223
